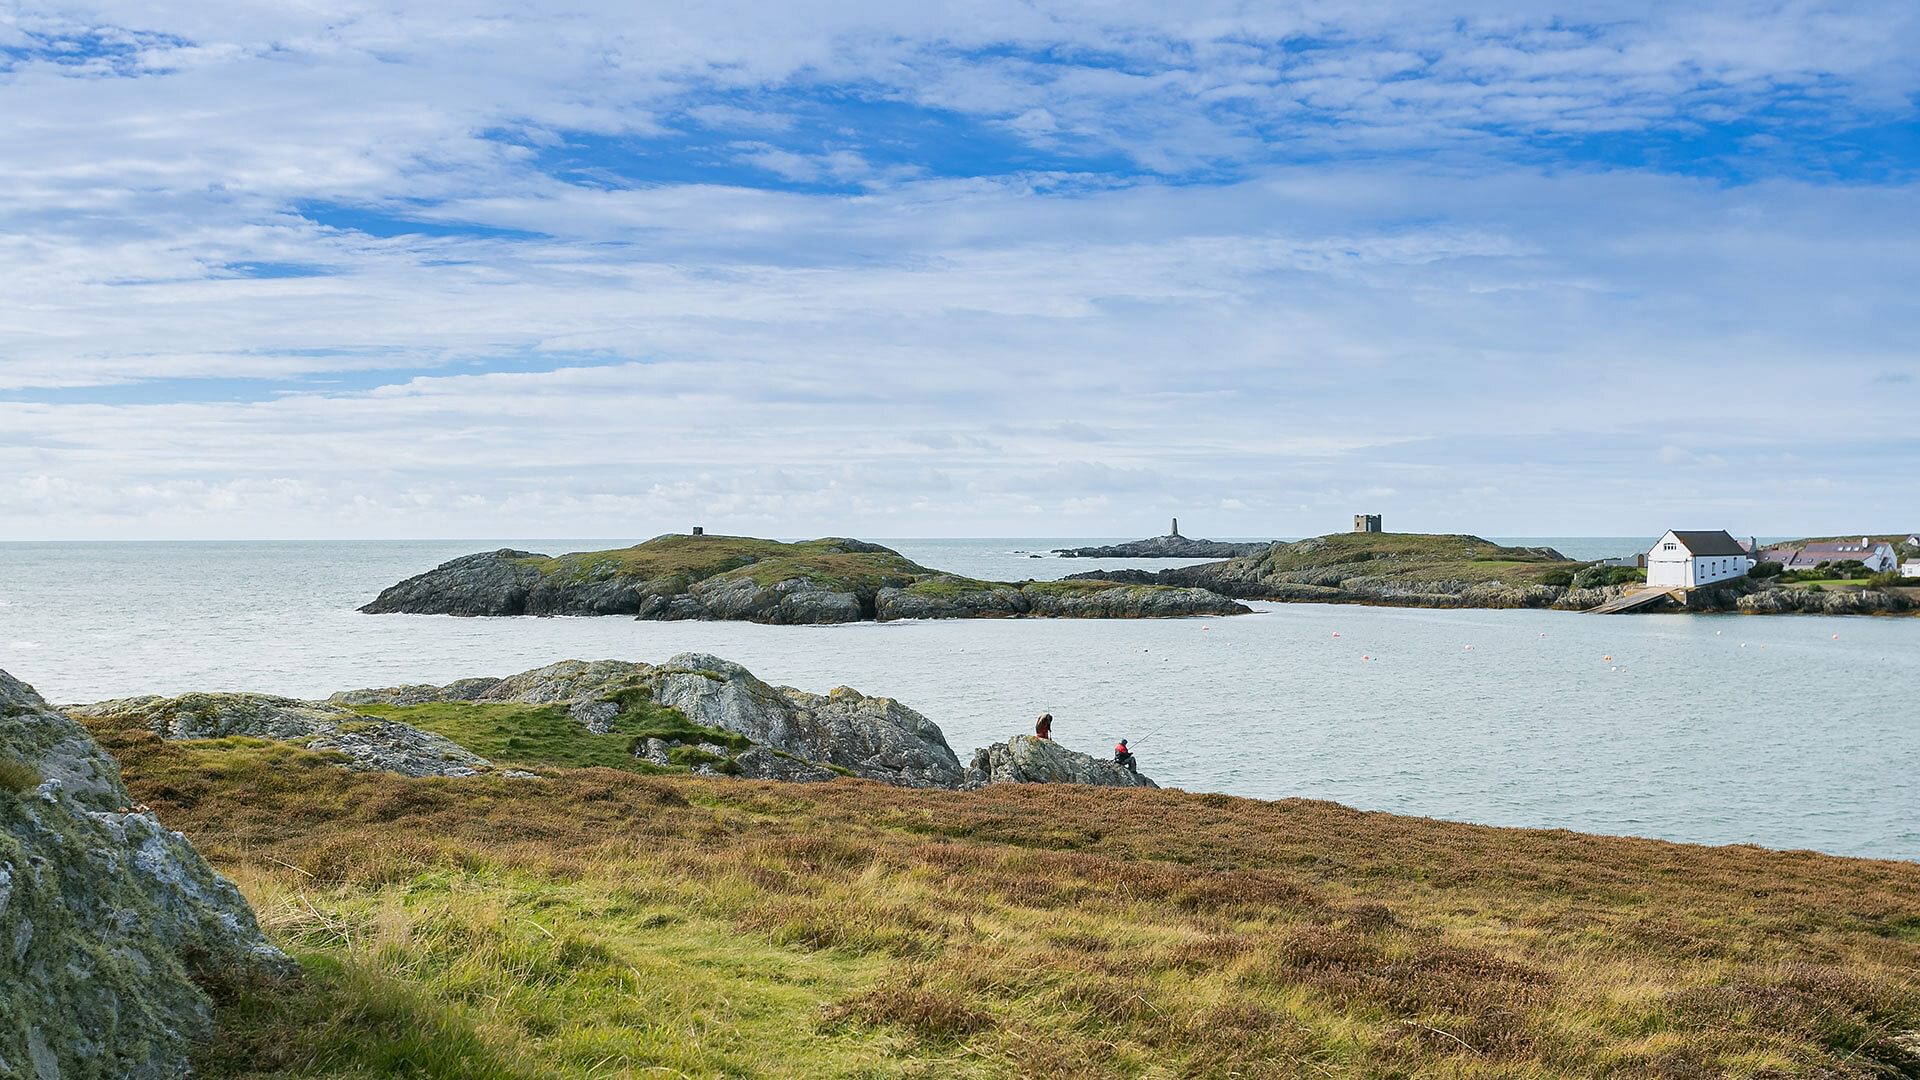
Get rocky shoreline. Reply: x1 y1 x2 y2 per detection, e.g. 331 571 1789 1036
1067 533 1920 616
63 656 1157 792
362 536 1249 622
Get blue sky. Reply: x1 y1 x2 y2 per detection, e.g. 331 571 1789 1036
1 1 1916 539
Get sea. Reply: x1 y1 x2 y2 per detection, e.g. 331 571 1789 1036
2 537 1915 861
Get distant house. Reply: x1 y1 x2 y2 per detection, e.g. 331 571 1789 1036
1904 534 1920 548
1904 560 1920 579
1646 530 1753 588
1782 539 1898 574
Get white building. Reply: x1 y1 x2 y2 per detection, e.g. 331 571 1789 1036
1903 560 1920 579
1787 539 1899 573
1646 530 1754 588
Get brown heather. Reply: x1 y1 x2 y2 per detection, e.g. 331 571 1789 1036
85 713 1920 1079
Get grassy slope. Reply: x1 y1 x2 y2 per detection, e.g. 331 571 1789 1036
518 535 973 593
1231 533 1583 585
514 534 1203 601
81 712 1920 1080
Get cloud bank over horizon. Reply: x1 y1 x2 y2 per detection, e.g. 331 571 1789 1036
2 1 1916 540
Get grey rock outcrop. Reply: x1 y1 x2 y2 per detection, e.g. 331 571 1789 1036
2 669 290 1080
875 580 1248 620
1054 534 1273 559
335 656 966 788
68 693 489 778
965 736 1158 789
653 655 964 788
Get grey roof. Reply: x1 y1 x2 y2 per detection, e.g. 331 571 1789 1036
1667 530 1747 556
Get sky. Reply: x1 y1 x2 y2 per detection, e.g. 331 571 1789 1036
1 1 1917 541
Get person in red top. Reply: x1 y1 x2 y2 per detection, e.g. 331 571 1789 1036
1035 713 1053 740
1113 739 1136 773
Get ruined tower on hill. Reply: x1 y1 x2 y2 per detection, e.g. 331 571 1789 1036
1354 514 1382 533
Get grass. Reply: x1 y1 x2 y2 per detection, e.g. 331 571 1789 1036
347 701 748 774
0 754 40 793
75 709 1920 1079
1230 533 1583 587
516 535 933 591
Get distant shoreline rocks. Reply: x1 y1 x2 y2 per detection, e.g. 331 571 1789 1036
1052 533 1274 559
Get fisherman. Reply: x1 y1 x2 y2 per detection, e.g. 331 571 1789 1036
1035 712 1053 740
1113 739 1136 773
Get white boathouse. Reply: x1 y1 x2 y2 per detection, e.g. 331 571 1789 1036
1646 530 1753 588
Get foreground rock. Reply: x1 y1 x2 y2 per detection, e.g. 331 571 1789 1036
1 670 290 1079
965 735 1158 788
361 533 1248 622
68 693 489 777
335 655 968 788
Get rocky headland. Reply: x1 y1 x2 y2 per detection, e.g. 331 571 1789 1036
1070 532 1583 609
1066 531 1920 616
362 534 1249 622
2 670 289 1079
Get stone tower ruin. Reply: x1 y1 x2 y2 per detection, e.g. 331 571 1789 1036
1354 514 1382 533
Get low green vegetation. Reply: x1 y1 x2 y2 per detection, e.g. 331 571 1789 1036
0 754 40 793
71 708 1920 1080
348 700 747 774
513 535 932 593
1571 564 1644 589
1235 532 1583 586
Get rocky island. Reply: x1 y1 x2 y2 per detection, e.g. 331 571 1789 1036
362 533 1249 621
1052 518 1273 559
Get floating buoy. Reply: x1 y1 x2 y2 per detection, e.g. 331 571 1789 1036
1362 655 1371 661
1331 631 1340 638
1832 634 1840 640
1603 655 1612 662
1464 644 1474 651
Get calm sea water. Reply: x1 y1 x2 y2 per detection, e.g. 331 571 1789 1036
2 537 1914 860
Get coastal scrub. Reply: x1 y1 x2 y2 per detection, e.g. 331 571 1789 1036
74 708 1920 1079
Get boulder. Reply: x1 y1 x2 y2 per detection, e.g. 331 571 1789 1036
68 693 489 778
2 669 290 1079
652 655 965 788
965 736 1158 788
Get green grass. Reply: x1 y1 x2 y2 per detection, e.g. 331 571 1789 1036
1236 533 1583 586
196 864 913 1079
349 701 748 774
0 755 40 793
517 535 927 590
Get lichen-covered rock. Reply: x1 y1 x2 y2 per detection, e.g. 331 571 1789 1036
1 669 290 1080
339 656 965 788
652 654 964 788
68 693 489 778
965 735 1158 788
